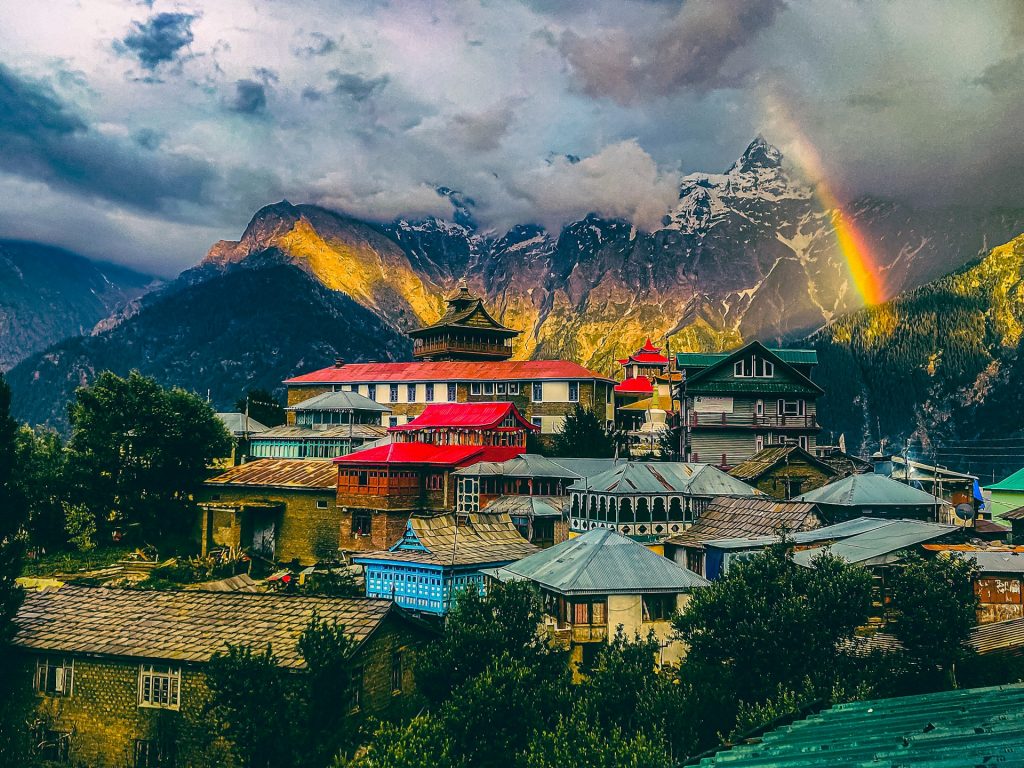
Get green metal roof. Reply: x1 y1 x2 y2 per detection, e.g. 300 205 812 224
697 683 1024 767
794 473 942 507
687 380 821 396
986 465 1024 491
791 519 958 568
677 348 818 368
486 528 709 595
568 462 761 497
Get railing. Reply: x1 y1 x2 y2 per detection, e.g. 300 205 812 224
689 413 818 429
414 338 513 355
545 623 608 645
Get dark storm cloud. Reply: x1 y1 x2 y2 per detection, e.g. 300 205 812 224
0 64 215 212
116 12 197 70
327 71 389 101
293 32 338 58
227 79 267 113
973 53 1024 93
560 0 784 103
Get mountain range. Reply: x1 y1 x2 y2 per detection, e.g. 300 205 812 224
6 137 1024 439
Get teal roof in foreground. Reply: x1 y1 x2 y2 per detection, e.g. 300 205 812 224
794 473 943 507
986 465 1024 492
485 528 709 596
697 683 1024 767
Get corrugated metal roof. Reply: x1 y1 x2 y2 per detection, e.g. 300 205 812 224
677 348 818 367
728 445 837 483
335 442 488 467
702 517 893 551
487 528 709 595
569 462 760 497
286 390 392 412
389 402 535 431
665 497 822 547
252 424 388 440
453 455 622 479
791 519 959 567
971 616 1024 655
12 585 398 668
216 413 268 434
205 458 337 489
697 683 1024 767
986 466 1024 491
481 495 566 519
960 550 1024 574
284 360 614 385
795 473 945 507
1002 506 1024 521
614 376 655 393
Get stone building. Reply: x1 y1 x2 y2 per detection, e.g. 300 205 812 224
11 586 433 767
727 444 839 499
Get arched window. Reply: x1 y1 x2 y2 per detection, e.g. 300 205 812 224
619 498 633 523
653 497 667 522
635 497 651 523
571 494 580 517
598 496 607 522
669 497 683 521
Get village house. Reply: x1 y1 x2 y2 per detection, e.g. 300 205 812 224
199 458 338 565
249 390 391 460
1004 507 1024 543
213 412 269 467
11 586 433 767
922 545 1024 624
353 511 537 615
728 444 840 499
477 495 567 548
283 287 615 436
794 472 950 522
334 402 535 553
484 528 709 667
985 467 1024 524
676 342 822 468
568 462 761 550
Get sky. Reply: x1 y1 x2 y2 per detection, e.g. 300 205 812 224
0 0 1022 277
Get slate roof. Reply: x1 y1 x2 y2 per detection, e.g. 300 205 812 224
286 390 392 413
665 496 821 547
408 284 519 337
791 519 959 567
252 424 388 440
354 511 537 567
336 443 522 467
485 528 708 595
284 360 615 385
481 495 567 519
216 413 269 435
569 462 760 497
12 585 397 668
987 466 1024 491
728 445 838 483
696 683 1024 767
389 402 536 431
205 458 337 490
795 472 945 507
453 455 621 479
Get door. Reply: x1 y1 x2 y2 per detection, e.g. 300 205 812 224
250 510 276 559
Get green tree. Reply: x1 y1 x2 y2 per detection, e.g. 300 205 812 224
550 405 616 458
65 371 232 544
235 388 286 428
347 715 465 768
524 710 671 768
14 426 67 552
297 616 361 763
888 552 980 688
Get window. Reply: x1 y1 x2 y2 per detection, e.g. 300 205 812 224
508 382 520 395
532 382 543 402
531 417 543 431
778 399 805 417
426 473 443 491
357 471 369 487
568 382 579 402
316 499 329 510
389 417 399 428
352 512 372 536
483 382 494 395
755 399 764 416
755 435 764 452
496 383 506 395
425 383 434 402
389 384 399 403
573 600 607 625
138 665 181 709
642 594 676 622
349 666 363 710
35 657 73 696
735 357 774 378
367 384 377 400
470 383 482 395
406 384 416 402
447 383 457 401
799 435 809 450
134 739 175 768
391 652 404 694
33 723 72 763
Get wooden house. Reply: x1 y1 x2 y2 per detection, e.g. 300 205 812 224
485 528 709 667
352 511 537 615
728 444 839 499
676 342 822 468
479 495 567 548
407 281 520 362
11 586 433 767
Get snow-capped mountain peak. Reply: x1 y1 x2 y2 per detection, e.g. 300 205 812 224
727 134 783 174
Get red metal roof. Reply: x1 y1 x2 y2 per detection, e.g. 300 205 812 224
389 402 537 432
639 337 661 353
614 376 654 393
284 359 614 385
628 353 670 364
334 443 524 467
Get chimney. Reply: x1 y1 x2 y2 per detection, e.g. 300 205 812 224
872 451 893 477
334 357 345 368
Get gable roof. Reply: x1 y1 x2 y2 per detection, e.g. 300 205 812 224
699 517 895 552
791 519 959 567
388 402 536 432
284 360 614 385
205 458 337 490
452 454 622 479
986 466 1024 491
335 442 506 468
12 585 405 668
677 347 818 369
486 528 708 595
685 341 824 396
481 495 567 519
665 496 821 547
252 424 388 441
216 413 269 435
286 390 392 413
353 511 537 567
795 472 944 507
569 462 760 497
408 284 519 338
728 445 838 482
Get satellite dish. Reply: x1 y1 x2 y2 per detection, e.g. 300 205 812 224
956 503 975 520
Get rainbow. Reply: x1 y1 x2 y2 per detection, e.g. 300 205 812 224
762 98 886 305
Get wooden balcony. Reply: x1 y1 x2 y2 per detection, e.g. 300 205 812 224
413 337 514 359
689 413 818 430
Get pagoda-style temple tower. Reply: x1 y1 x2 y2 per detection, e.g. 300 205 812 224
409 282 520 361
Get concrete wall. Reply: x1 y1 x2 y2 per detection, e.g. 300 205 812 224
605 592 690 666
